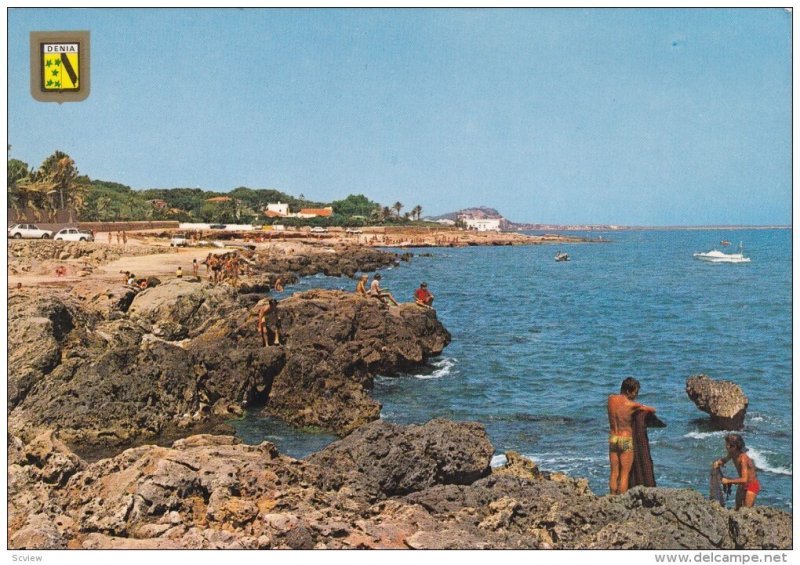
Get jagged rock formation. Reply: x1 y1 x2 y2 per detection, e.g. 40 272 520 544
8 420 791 550
8 279 450 449
686 375 749 430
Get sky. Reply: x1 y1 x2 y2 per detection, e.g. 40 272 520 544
6 8 792 226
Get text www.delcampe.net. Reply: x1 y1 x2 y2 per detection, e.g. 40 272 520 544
654 553 789 564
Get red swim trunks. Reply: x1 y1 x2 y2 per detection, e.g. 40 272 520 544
745 480 761 495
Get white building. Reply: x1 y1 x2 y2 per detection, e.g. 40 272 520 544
266 202 289 216
461 217 501 232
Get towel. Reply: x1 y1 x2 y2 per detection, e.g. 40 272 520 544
628 410 665 488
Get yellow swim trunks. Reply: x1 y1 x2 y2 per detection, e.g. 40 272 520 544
609 434 633 453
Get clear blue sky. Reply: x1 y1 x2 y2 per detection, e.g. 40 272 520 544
8 8 791 225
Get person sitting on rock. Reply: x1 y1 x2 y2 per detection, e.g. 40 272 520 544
274 277 284 292
126 273 137 286
55 265 66 277
367 273 400 307
414 281 434 309
257 298 281 347
355 274 368 296
176 266 183 278
607 377 656 495
714 433 759 510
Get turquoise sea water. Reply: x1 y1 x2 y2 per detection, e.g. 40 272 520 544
232 229 792 510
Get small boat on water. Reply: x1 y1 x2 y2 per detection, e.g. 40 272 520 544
554 252 570 262
693 242 750 263
720 240 731 246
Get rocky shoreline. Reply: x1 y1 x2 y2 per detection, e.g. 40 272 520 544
9 421 791 549
6 240 792 549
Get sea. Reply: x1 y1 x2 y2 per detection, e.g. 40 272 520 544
232 228 793 511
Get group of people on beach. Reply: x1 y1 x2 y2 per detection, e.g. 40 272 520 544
202 252 251 286
107 231 128 245
354 273 435 309
608 377 759 509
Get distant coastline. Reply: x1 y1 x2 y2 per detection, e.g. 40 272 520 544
510 224 790 232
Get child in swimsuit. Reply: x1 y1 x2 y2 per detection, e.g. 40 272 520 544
714 433 759 509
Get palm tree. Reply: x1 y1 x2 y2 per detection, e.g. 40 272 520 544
7 158 31 221
22 151 88 221
393 201 403 218
411 204 422 221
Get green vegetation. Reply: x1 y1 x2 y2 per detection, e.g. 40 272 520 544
8 149 430 227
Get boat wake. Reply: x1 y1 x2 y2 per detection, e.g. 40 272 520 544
693 250 751 263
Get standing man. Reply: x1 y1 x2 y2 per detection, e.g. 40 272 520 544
414 281 435 308
607 377 656 495
257 299 281 347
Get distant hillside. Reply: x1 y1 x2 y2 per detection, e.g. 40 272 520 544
428 206 505 222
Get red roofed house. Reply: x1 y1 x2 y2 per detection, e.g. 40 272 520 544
297 207 333 218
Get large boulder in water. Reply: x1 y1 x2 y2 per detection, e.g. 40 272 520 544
685 374 748 430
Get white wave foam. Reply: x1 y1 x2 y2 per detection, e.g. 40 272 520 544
412 357 456 380
491 454 508 468
748 447 792 476
684 430 728 440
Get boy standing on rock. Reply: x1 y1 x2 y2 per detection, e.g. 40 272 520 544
607 377 656 495
257 299 281 347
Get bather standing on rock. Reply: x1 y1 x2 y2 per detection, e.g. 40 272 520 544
257 298 281 347
607 377 656 495
714 433 759 510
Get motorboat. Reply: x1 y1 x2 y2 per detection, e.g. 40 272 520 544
693 242 750 263
720 240 731 246
554 252 570 262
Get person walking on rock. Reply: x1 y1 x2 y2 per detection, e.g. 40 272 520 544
714 434 759 509
607 377 656 495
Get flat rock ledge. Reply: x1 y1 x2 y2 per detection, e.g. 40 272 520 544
686 374 749 430
8 420 791 550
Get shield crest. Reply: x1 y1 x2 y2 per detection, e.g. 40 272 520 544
41 43 80 92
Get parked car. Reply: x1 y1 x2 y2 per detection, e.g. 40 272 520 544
209 224 227 230
310 226 328 233
54 228 94 242
170 233 188 247
8 223 53 239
